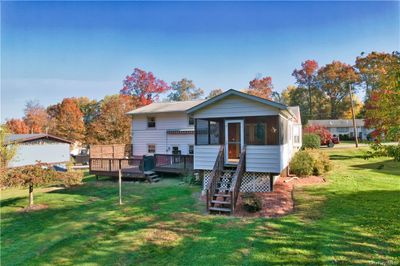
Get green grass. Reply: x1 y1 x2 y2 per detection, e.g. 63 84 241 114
1 148 399 265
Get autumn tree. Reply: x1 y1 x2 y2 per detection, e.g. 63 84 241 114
0 125 18 170
5 119 29 134
23 100 48 133
71 97 99 125
364 51 400 141
48 98 85 142
317 61 359 119
340 95 363 119
206 89 224 99
86 95 136 144
120 68 170 106
167 78 204 101
355 51 397 99
245 76 274 100
292 60 319 120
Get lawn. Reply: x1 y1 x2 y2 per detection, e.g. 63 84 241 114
1 148 399 265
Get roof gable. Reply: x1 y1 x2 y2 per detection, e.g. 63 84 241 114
186 89 288 114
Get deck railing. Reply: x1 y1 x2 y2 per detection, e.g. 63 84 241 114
206 146 224 212
154 154 193 173
230 146 246 214
89 158 144 175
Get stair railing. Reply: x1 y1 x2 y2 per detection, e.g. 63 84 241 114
230 146 246 214
206 146 224 212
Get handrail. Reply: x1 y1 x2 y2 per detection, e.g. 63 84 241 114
89 157 143 173
230 146 246 214
206 146 224 212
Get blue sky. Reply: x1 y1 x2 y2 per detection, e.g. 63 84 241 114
1 1 399 120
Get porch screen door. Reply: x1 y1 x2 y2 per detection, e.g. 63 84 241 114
225 120 244 164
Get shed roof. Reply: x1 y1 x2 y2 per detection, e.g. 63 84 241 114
308 119 365 128
4 134 72 145
127 100 205 115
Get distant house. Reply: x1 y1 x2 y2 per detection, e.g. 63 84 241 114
127 100 204 156
308 119 374 140
5 134 72 168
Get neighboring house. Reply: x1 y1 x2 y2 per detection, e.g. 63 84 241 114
308 119 373 140
186 89 302 195
5 134 72 168
127 100 204 156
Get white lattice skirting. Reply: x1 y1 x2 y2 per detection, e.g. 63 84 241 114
203 171 272 192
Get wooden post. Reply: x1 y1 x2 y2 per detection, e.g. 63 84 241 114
349 84 359 148
118 169 122 205
29 184 34 206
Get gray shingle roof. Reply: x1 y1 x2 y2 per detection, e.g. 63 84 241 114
4 134 72 145
308 119 365 128
127 100 205 115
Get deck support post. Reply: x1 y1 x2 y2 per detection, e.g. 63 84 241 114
118 169 122 205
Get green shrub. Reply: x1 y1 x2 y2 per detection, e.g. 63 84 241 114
242 193 262 212
289 150 314 176
302 134 320 149
58 171 83 187
365 143 400 162
290 149 331 177
307 149 332 175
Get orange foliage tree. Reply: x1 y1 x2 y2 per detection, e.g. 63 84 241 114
5 119 30 134
23 100 48 133
317 61 360 119
48 98 85 142
245 76 274 100
86 95 136 144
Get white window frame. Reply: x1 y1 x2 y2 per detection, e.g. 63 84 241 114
147 144 156 154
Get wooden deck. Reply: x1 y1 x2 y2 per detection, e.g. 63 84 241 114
89 154 194 177
154 154 193 174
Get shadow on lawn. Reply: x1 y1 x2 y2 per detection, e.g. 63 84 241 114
1 180 399 265
330 154 365 160
352 159 400 176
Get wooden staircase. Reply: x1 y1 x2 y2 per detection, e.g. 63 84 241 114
206 146 246 215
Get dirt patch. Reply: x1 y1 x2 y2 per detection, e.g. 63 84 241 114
17 204 48 212
234 175 327 218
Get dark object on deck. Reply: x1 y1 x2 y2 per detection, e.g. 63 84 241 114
53 164 67 172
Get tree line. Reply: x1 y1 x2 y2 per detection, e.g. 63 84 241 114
5 51 399 144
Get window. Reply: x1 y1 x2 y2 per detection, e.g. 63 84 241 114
293 125 301 144
336 127 348 133
188 116 194 126
172 146 181 155
188 145 194 154
195 119 223 145
196 119 209 145
245 116 279 145
148 144 156 153
147 117 156 128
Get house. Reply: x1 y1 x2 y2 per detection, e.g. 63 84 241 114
4 134 72 168
92 90 302 214
127 100 204 156
186 89 301 197
308 119 373 140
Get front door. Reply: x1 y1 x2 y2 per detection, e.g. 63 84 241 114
225 120 244 165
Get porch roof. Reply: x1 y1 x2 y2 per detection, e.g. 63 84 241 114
186 89 295 118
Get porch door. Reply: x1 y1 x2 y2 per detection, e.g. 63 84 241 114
225 120 244 165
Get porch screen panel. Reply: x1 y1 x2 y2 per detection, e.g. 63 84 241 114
209 120 220 144
245 116 279 145
196 119 209 145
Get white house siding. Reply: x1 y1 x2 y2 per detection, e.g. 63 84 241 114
131 112 194 156
9 143 70 167
194 145 220 170
166 134 194 155
193 95 279 119
280 143 291 172
246 145 280 173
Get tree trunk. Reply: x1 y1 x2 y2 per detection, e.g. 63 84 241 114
29 184 34 206
308 84 313 120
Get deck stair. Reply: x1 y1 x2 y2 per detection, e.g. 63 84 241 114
206 146 246 215
144 171 161 183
